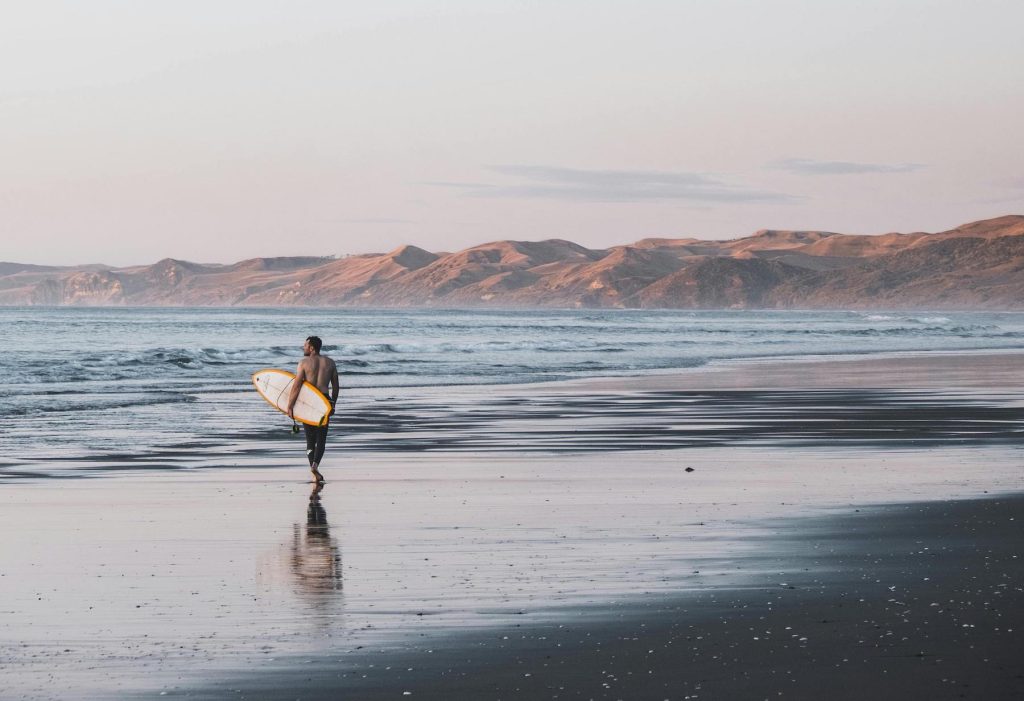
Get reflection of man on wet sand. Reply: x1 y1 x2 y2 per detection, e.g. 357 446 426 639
290 484 343 597
286 335 339 484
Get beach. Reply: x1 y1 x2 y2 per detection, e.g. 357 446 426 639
179 495 1024 701
1 349 1022 699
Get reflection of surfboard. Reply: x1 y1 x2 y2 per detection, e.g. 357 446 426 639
252 369 331 427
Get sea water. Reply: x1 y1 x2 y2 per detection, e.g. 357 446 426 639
2 307 1023 475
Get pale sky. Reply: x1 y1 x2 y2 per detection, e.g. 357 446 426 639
2 0 1022 266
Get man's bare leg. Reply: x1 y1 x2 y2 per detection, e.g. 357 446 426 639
310 463 325 484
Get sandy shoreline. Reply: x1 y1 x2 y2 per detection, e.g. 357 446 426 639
1 350 1023 699
180 495 1024 700
3 445 1021 699
325 350 1024 454
552 348 1024 392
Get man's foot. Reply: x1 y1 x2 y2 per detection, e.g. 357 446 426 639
310 465 325 484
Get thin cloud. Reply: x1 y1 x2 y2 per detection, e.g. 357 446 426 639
428 165 796 204
420 180 494 189
335 218 414 225
995 176 1024 189
771 158 925 175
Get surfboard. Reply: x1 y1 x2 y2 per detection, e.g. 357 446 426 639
252 368 332 427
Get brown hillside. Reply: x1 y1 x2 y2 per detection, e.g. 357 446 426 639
2 215 1021 309
770 233 1024 309
632 257 806 309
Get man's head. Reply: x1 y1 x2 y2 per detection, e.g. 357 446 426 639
304 335 323 356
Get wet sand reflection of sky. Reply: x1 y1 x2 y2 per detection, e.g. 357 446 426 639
291 484 343 603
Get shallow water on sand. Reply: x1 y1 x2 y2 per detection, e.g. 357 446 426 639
1 446 1021 699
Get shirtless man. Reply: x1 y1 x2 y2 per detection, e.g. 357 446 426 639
286 335 339 483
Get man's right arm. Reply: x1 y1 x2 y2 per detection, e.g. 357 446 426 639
286 361 306 418
328 362 339 415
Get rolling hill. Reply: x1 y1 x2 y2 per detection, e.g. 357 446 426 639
3 215 1022 309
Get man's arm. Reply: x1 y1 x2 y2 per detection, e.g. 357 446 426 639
286 361 306 419
328 362 339 415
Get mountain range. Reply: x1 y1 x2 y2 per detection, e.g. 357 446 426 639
2 215 1023 309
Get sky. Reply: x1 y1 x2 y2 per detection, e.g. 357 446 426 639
2 0 1023 266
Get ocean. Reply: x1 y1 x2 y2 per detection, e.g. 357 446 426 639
3 306 1024 476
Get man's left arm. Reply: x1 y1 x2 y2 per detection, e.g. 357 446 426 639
287 361 306 419
328 362 340 416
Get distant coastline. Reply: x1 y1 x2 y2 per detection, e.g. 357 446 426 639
2 214 1022 309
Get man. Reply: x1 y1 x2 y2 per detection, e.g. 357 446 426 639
287 335 339 483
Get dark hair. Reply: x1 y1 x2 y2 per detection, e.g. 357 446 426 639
306 335 323 353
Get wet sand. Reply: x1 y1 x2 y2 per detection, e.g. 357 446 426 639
1 351 1023 699
183 495 1024 701
9 351 1024 477
260 351 1024 455
559 349 1024 392
3 449 1021 700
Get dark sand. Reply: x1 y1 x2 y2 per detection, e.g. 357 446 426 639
180 495 1024 700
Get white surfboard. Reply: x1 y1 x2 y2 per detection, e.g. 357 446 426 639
252 368 332 427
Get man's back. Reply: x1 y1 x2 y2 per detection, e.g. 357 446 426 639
300 354 336 394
